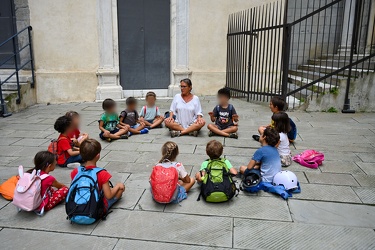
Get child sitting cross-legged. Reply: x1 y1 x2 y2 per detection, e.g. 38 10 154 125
120 97 149 136
240 127 281 182
272 112 292 167
66 111 88 147
99 98 129 142
196 140 237 182
139 91 164 129
208 88 239 139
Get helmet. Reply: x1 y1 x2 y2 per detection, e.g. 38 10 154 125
273 171 298 190
242 169 261 190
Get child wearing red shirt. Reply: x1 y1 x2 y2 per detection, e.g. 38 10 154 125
54 116 83 167
66 111 88 147
70 139 125 212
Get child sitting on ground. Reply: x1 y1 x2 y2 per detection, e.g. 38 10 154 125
70 139 125 213
139 91 164 129
240 127 281 182
252 96 285 141
208 88 239 139
120 97 149 136
196 140 237 182
99 98 129 142
66 111 88 147
272 112 292 167
153 141 195 202
54 115 83 167
29 151 68 212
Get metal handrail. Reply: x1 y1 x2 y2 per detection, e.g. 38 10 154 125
0 26 35 117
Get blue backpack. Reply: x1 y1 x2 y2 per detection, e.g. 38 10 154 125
287 118 297 141
66 167 105 225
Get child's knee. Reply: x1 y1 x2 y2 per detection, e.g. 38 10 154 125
239 165 247 174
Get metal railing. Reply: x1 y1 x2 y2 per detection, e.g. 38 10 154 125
226 0 375 112
0 26 35 117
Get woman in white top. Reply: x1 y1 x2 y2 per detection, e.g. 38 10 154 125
272 112 292 167
165 79 206 137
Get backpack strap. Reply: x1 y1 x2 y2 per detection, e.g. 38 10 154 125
143 106 147 116
39 174 49 180
228 104 233 119
215 106 220 118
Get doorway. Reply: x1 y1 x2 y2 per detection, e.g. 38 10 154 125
117 0 171 93
0 0 17 68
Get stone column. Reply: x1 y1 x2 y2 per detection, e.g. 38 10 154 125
366 0 375 53
96 0 123 100
169 0 191 96
338 0 356 54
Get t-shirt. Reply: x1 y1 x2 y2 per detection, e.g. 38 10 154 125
157 161 188 179
139 105 160 121
213 105 237 128
70 166 112 208
120 109 139 126
67 129 80 139
200 158 233 171
278 132 291 156
252 145 281 182
38 171 56 210
170 94 203 129
100 113 119 132
57 134 72 165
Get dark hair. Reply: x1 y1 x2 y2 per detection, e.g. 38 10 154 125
54 116 72 134
126 97 137 106
180 78 192 87
270 97 286 111
27 151 56 173
159 141 179 163
272 112 291 134
65 111 79 118
206 140 223 159
146 91 156 99
263 127 280 147
102 98 116 111
80 139 102 162
217 88 231 99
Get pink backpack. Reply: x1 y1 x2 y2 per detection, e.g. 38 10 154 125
292 150 324 169
12 166 49 212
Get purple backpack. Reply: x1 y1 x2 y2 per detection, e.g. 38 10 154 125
292 150 324 169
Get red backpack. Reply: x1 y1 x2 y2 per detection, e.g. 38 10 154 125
48 136 68 161
150 164 179 203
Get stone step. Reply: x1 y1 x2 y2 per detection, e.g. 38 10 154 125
288 69 345 85
308 59 375 69
319 53 375 61
288 75 332 93
0 69 32 84
298 65 374 78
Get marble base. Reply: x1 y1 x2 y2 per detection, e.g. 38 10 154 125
169 69 192 96
96 69 122 100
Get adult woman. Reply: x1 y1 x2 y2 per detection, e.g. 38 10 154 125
165 79 206 137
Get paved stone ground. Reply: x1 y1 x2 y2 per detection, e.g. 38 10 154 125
0 97 374 250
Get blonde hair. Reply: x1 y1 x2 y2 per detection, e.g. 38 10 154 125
159 141 179 163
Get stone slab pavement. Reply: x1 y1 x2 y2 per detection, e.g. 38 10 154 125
0 97 374 250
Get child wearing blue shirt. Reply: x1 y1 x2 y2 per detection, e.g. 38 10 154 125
240 127 281 182
139 92 164 129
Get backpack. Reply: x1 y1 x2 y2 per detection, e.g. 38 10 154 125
287 118 297 141
215 104 233 119
143 106 159 117
150 164 179 203
66 167 105 225
0 175 19 200
198 159 239 203
48 137 67 161
12 166 49 212
292 150 324 169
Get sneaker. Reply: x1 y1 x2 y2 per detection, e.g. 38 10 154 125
106 138 112 142
128 132 133 137
189 131 199 137
140 128 149 134
229 133 238 139
208 131 214 137
252 135 260 141
170 130 181 138
120 135 128 139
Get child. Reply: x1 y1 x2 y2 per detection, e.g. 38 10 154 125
99 98 129 142
70 139 125 213
156 141 195 201
208 88 239 139
139 91 164 129
66 111 88 147
54 115 83 167
253 96 285 141
272 112 292 167
196 140 237 182
28 151 68 212
240 127 281 182
120 97 149 136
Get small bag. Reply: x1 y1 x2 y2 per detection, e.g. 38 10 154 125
13 166 49 211
288 118 298 142
150 164 179 203
0 175 20 200
292 150 324 169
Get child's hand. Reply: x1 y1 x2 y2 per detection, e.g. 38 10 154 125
139 117 145 122
232 114 239 121
103 130 110 137
208 112 214 117
116 183 125 191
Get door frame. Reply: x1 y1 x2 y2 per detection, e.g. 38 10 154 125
0 0 18 69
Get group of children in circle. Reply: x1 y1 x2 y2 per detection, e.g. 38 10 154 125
4 79 297 223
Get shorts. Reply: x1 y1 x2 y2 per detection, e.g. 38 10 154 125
105 197 119 211
99 128 120 140
171 185 187 204
280 154 292 167
130 124 141 129
146 119 154 124
215 123 234 130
